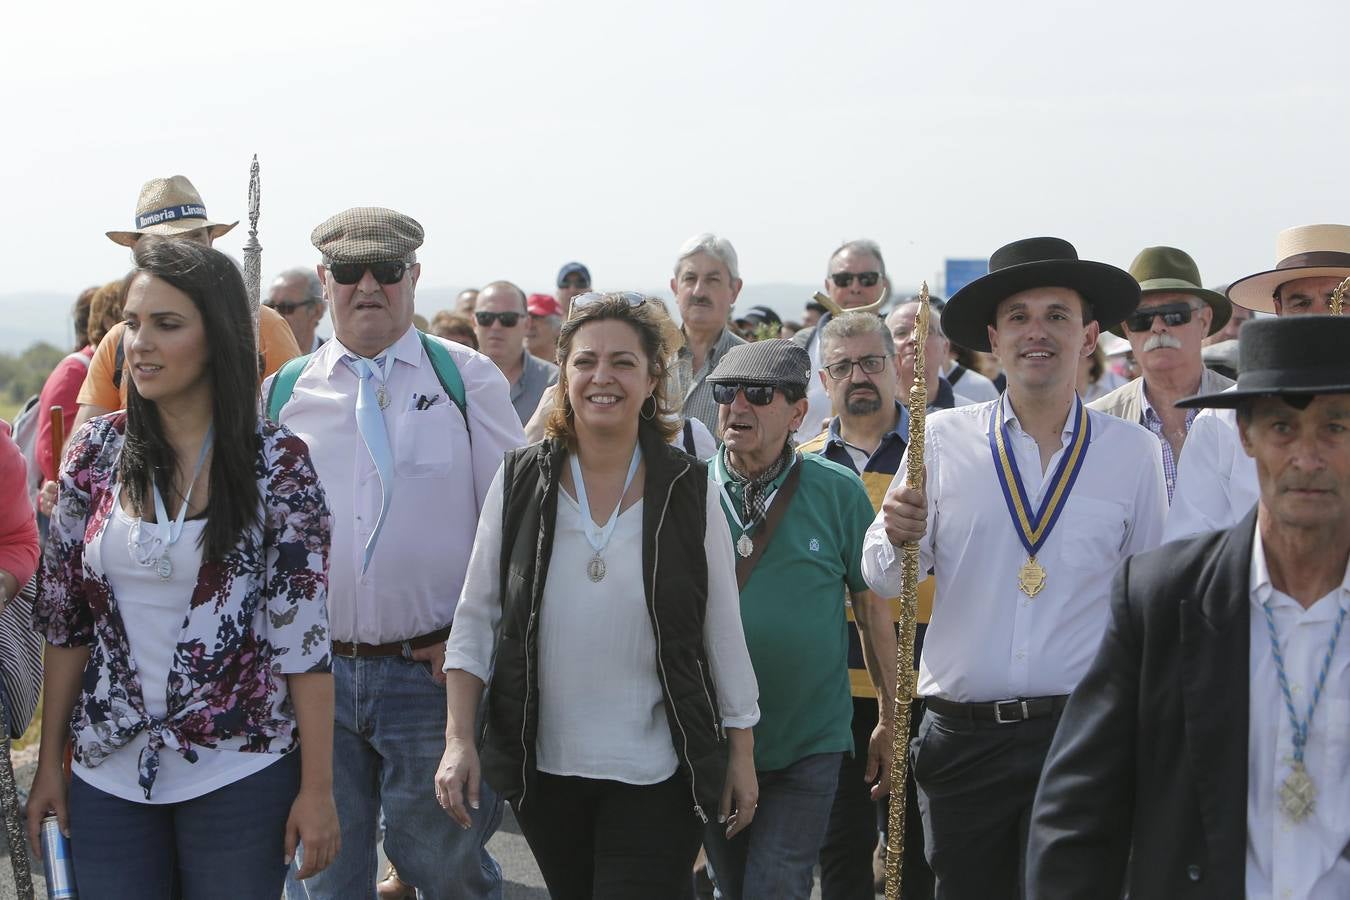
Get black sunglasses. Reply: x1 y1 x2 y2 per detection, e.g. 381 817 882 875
475 311 523 328
712 383 778 406
327 260 411 286
830 271 881 289
1123 302 1200 333
265 299 317 315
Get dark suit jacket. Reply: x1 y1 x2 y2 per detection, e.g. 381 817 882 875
1027 508 1257 900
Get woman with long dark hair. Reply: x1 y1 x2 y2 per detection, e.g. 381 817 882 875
26 237 339 898
436 293 760 899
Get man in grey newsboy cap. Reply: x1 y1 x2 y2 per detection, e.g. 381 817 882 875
265 207 524 899
703 340 897 900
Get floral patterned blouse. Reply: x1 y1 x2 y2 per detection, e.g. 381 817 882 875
35 413 331 798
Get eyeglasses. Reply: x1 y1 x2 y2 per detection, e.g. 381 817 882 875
569 291 647 313
265 299 317 315
1123 302 1201 333
823 355 889 380
829 271 881 289
712 383 778 406
326 260 411 286
474 311 523 328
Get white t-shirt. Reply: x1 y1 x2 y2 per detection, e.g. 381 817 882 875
74 497 280 803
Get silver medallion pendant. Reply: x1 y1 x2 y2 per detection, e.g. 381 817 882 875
587 554 606 583
1279 760 1316 822
736 533 754 558
376 385 390 410
155 556 173 580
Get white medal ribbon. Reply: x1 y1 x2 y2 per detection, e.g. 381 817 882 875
569 444 642 582
148 425 214 580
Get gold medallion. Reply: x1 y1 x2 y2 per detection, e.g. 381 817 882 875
1279 760 1316 822
1018 556 1046 598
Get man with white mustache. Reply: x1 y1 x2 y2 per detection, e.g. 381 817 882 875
1090 247 1234 502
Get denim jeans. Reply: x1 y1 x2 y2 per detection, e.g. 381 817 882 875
68 751 299 899
289 655 503 900
703 751 843 900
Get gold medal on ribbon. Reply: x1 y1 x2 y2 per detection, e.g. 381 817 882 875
989 397 1091 600
1018 557 1046 597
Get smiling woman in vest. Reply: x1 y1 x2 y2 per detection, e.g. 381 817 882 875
26 237 339 899
437 292 760 898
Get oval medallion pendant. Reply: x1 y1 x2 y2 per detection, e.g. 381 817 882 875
587 555 606 583
736 533 754 558
155 556 173 580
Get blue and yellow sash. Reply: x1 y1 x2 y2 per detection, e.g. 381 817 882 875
987 395 1091 595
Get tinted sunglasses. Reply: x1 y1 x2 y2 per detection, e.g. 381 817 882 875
712 383 778 406
265 299 317 315
474 311 523 328
829 271 881 289
570 290 647 313
1123 302 1200 333
326 260 411 286
823 354 889 380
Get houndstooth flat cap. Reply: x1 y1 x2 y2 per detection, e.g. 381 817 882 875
708 339 811 389
311 207 424 263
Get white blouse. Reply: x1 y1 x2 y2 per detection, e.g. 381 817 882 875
445 463 759 785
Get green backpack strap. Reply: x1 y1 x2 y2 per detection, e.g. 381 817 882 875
265 353 314 423
417 330 469 429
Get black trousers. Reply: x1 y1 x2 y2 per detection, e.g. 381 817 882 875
910 706 1062 900
819 697 934 900
513 772 701 900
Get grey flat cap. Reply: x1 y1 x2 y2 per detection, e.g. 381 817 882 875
311 207 424 263
708 339 811 389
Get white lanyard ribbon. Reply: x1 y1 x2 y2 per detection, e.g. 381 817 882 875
150 425 214 552
569 444 641 557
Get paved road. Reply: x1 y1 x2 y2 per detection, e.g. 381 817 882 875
3 757 833 899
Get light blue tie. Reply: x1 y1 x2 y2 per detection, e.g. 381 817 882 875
348 356 393 574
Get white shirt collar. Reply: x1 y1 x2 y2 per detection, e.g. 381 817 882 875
999 391 1081 440
319 325 424 379
1250 525 1350 618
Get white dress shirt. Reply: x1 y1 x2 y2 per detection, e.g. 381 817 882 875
1246 528 1350 900
1166 396 1258 542
267 326 524 644
444 467 760 784
862 395 1167 701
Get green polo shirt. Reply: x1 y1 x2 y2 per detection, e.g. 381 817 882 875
711 448 875 771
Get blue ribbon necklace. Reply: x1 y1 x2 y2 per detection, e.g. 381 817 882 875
988 396 1091 597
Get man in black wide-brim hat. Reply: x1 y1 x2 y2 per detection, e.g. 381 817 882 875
862 237 1169 899
1028 315 1350 899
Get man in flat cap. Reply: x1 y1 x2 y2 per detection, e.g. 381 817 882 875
265 207 524 899
703 339 896 900
1028 315 1350 899
72 174 303 431
1168 224 1350 541
863 237 1167 899
1090 247 1234 502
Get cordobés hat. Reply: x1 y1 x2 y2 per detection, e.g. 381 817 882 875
1177 316 1350 408
941 237 1140 352
1109 246 1231 337
708 339 811 390
311 207 424 263
106 175 238 247
1226 224 1350 313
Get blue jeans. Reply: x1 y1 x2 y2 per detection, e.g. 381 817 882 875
68 751 299 899
290 655 503 900
703 751 843 900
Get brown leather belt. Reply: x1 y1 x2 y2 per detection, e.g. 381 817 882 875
331 626 451 659
925 694 1069 724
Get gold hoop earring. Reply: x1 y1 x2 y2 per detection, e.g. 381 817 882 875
640 395 657 420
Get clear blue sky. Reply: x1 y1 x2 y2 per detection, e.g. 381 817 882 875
5 0 1347 298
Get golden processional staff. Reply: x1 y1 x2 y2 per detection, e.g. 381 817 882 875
1331 275 1350 316
884 283 930 900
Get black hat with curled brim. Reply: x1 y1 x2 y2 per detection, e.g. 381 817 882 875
941 237 1142 353
1177 316 1350 408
